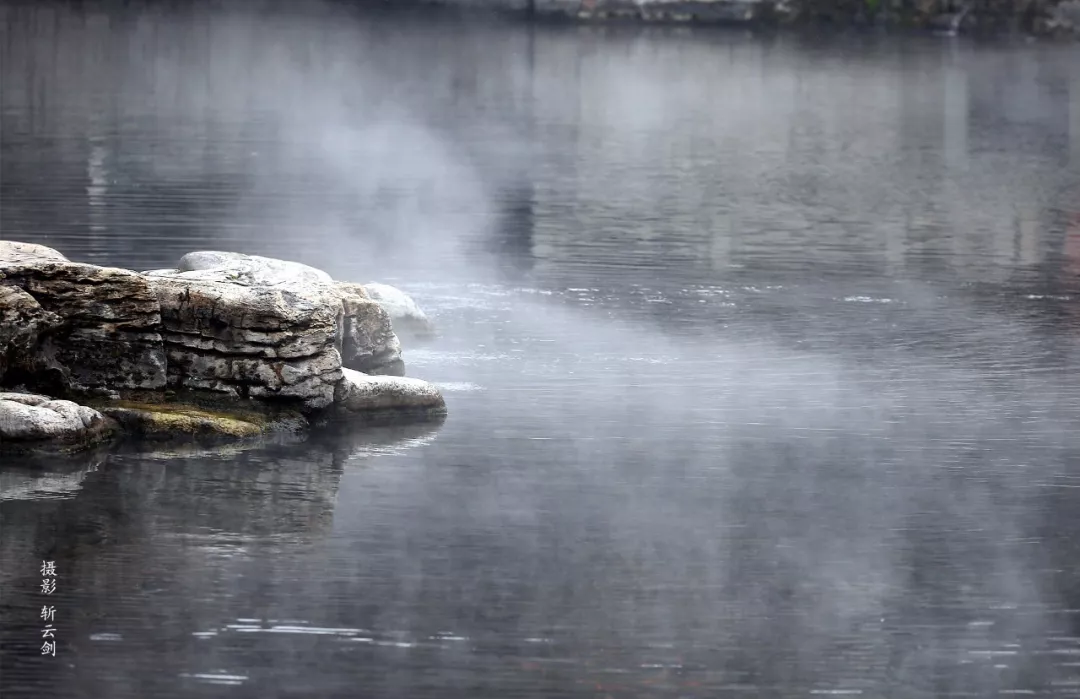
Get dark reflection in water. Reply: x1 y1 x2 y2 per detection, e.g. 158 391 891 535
5 1 1080 697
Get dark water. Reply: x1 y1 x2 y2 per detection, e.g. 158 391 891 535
5 2 1080 697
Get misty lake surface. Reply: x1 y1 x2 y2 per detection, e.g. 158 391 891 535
5 2 1080 697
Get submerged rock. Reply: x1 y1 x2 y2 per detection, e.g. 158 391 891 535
335 282 404 376
96 400 307 442
362 282 436 343
0 242 167 394
334 368 446 416
0 392 117 454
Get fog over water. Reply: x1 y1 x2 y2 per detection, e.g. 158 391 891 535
4 2 1080 697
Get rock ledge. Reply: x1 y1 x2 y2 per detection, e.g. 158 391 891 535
0 243 446 455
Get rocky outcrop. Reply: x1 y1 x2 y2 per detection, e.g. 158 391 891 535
0 242 167 394
0 392 117 454
0 285 62 386
362 282 437 342
334 368 446 415
0 242 446 455
174 254 405 374
147 259 345 412
335 282 405 376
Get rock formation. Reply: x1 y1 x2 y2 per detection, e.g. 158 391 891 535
0 392 117 454
0 242 445 455
0 285 62 387
335 282 405 376
335 368 446 414
146 255 346 411
362 282 437 343
0 241 167 395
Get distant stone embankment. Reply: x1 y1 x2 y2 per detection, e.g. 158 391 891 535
0 241 444 456
435 0 1080 36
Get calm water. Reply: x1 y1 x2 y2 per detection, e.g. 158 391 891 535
4 2 1080 697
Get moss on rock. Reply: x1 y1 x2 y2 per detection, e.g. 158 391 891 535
92 400 306 442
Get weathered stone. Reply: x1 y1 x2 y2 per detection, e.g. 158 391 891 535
335 282 404 376
334 368 446 415
362 282 436 342
0 241 68 265
0 392 117 454
0 244 450 455
147 252 345 411
177 250 334 286
0 285 63 385
0 241 167 394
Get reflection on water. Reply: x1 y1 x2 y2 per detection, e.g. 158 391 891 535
4 1 1080 697
1073 71 1080 160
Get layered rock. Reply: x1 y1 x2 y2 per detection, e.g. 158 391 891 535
0 392 117 454
362 282 437 342
0 242 447 455
146 252 345 411
0 241 167 394
335 282 404 376
0 285 63 386
157 252 406 376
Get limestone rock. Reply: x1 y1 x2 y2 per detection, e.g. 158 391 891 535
0 285 63 385
146 252 345 411
177 250 335 286
0 241 167 393
334 368 446 415
0 392 117 454
335 282 404 376
0 241 69 265
362 283 436 342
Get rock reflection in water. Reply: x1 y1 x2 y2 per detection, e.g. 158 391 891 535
0 420 443 697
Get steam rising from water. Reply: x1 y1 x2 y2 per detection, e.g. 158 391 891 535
5 1 1080 693
385 276 1075 690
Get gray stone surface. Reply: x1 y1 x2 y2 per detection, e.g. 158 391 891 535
0 241 69 265
335 368 446 414
0 244 448 449
0 392 116 453
361 282 436 343
335 282 404 376
0 241 167 393
147 259 345 411
177 250 335 286
0 285 63 385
